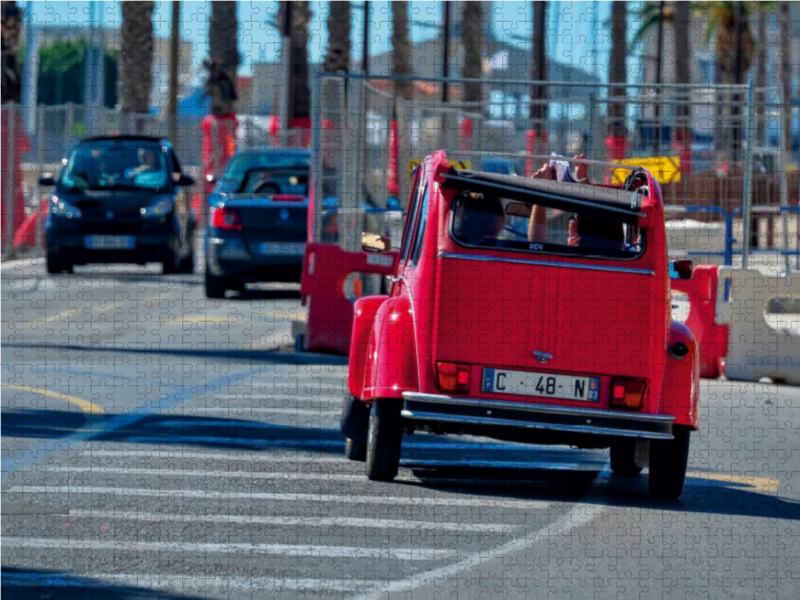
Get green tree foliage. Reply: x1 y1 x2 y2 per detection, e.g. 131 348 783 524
37 39 117 107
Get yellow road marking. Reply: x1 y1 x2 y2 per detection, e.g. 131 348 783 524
687 471 779 494
3 384 106 415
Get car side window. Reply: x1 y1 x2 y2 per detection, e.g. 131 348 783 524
399 170 424 264
409 185 430 267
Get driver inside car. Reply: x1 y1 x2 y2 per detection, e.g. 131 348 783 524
453 193 506 241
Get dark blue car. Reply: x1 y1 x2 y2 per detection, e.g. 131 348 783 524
204 150 313 298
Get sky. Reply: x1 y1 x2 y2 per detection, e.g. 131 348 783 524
26 1 619 82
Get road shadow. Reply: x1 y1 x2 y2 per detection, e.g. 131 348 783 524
1 408 345 456
402 460 800 520
1 567 204 600
3 342 348 366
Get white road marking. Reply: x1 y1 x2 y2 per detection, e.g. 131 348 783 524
1 572 374 594
1 537 453 560
6 486 549 509
66 510 518 533
357 474 610 600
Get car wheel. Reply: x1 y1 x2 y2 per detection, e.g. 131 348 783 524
178 249 195 274
610 438 648 477
46 253 72 275
162 250 180 275
341 395 369 439
205 270 229 299
365 399 403 481
345 438 367 462
648 426 691 500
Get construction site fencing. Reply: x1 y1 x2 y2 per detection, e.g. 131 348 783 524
308 72 798 265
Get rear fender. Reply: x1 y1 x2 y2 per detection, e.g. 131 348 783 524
348 295 388 401
659 321 700 428
363 296 418 400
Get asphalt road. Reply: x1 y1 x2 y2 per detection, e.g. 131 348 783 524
2 256 799 600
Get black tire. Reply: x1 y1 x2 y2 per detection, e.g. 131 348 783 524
178 249 195 274
649 426 691 500
205 270 228 299
46 253 72 275
610 438 647 477
345 438 367 462
365 399 403 481
341 395 369 442
162 250 180 275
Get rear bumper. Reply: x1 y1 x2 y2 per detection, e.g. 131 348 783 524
401 393 675 440
206 234 304 281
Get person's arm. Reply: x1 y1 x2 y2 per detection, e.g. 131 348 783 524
527 162 554 242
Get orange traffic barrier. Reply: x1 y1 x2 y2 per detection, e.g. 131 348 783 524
671 264 729 379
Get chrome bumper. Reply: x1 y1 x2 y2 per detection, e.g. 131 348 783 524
401 393 675 440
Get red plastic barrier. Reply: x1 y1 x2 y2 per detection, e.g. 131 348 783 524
300 243 397 354
671 264 729 379
1 108 31 246
13 200 47 251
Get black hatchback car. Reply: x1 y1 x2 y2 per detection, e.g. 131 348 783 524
42 136 196 275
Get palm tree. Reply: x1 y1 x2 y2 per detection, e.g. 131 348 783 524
118 1 154 129
391 1 411 203
391 1 411 103
1 0 22 104
205 1 239 117
673 2 691 146
530 1 548 152
461 2 483 106
323 1 350 74
287 1 311 125
608 1 628 144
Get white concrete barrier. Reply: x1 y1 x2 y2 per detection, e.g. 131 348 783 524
665 219 727 265
716 267 800 384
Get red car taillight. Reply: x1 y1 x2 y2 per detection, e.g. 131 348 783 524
610 378 646 410
210 207 243 231
437 362 471 393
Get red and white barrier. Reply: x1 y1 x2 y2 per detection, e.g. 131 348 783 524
671 265 729 378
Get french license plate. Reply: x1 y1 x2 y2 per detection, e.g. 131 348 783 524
482 368 600 402
258 242 305 256
85 235 135 250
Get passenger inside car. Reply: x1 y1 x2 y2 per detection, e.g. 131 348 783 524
452 192 506 241
527 154 626 250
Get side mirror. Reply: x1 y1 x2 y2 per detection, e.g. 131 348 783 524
362 232 391 253
39 174 56 187
177 174 195 187
669 259 693 280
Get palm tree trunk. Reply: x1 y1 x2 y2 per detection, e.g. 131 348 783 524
673 2 690 140
323 2 350 74
391 1 411 103
119 1 154 126
608 1 628 140
461 2 483 105
288 1 311 123
1 1 23 104
530 1 548 147
391 1 411 204
207 1 239 116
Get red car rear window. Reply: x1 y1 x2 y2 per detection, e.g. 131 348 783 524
450 190 644 260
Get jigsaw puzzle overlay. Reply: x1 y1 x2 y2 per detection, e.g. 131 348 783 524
2 2 800 599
